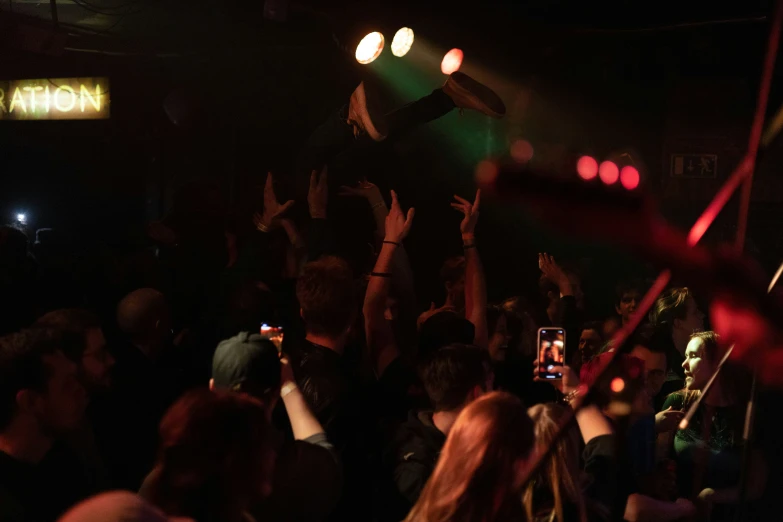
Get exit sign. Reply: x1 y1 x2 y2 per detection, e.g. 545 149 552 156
670 154 717 178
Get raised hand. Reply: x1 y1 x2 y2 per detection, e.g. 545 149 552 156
308 166 328 219
539 253 572 294
384 190 415 243
255 172 294 231
338 178 383 206
451 189 481 237
532 362 581 395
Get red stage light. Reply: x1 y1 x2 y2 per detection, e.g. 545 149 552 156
510 139 534 163
620 166 640 190
599 161 619 185
576 156 598 180
441 48 463 74
610 377 626 393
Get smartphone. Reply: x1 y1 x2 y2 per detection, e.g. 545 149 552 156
260 324 284 353
537 327 565 380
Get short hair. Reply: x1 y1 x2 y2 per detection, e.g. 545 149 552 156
34 309 101 362
649 287 691 330
615 280 644 305
117 288 168 337
440 256 466 286
580 321 604 336
0 329 60 430
418 312 475 361
296 256 357 337
419 344 490 412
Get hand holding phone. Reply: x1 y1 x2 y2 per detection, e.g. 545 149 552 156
537 328 565 380
260 324 284 353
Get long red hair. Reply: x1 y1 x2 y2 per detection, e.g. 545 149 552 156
405 391 535 522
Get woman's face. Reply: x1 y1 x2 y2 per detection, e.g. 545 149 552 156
488 315 511 361
682 337 715 390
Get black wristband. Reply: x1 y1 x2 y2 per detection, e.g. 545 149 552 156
463 243 476 249
371 272 392 278
383 240 400 247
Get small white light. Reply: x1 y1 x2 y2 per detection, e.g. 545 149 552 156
16 213 26 223
391 27 414 57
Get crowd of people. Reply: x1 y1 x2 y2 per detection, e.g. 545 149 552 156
0 72 774 522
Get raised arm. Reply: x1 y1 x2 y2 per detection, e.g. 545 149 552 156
363 190 414 377
306 167 337 260
279 355 326 440
452 190 488 348
341 181 418 354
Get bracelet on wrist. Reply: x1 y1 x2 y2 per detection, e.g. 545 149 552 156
382 240 400 247
561 389 580 406
256 222 270 233
463 243 476 249
370 201 386 210
280 382 298 398
370 272 392 278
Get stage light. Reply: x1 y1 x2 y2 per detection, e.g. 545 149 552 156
620 166 640 190
599 161 619 185
355 32 384 64
576 156 598 180
391 27 414 57
441 48 463 74
475 159 499 185
510 139 534 163
610 377 625 393
16 213 26 224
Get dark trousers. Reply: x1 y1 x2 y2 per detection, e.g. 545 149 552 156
297 88 455 180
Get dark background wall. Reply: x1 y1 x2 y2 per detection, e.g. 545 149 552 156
1 0 782 312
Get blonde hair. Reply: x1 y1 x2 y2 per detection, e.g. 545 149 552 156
405 392 534 522
524 404 588 522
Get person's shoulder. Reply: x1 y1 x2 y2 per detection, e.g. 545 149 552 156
662 390 687 410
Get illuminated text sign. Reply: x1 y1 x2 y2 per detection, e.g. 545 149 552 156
0 77 110 120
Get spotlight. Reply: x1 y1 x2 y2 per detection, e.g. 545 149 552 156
16 213 26 224
598 161 619 185
441 48 463 74
391 27 414 57
355 32 385 64
620 166 640 190
576 156 598 180
610 377 626 393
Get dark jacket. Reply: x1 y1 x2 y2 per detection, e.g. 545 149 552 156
379 410 446 521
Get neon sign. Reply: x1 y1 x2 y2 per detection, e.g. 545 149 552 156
0 77 110 120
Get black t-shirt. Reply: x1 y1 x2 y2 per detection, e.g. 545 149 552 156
287 339 375 521
378 409 446 522
0 442 101 522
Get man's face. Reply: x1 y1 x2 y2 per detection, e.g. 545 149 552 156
616 290 641 324
80 328 115 392
630 345 667 397
34 351 88 435
578 329 602 360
